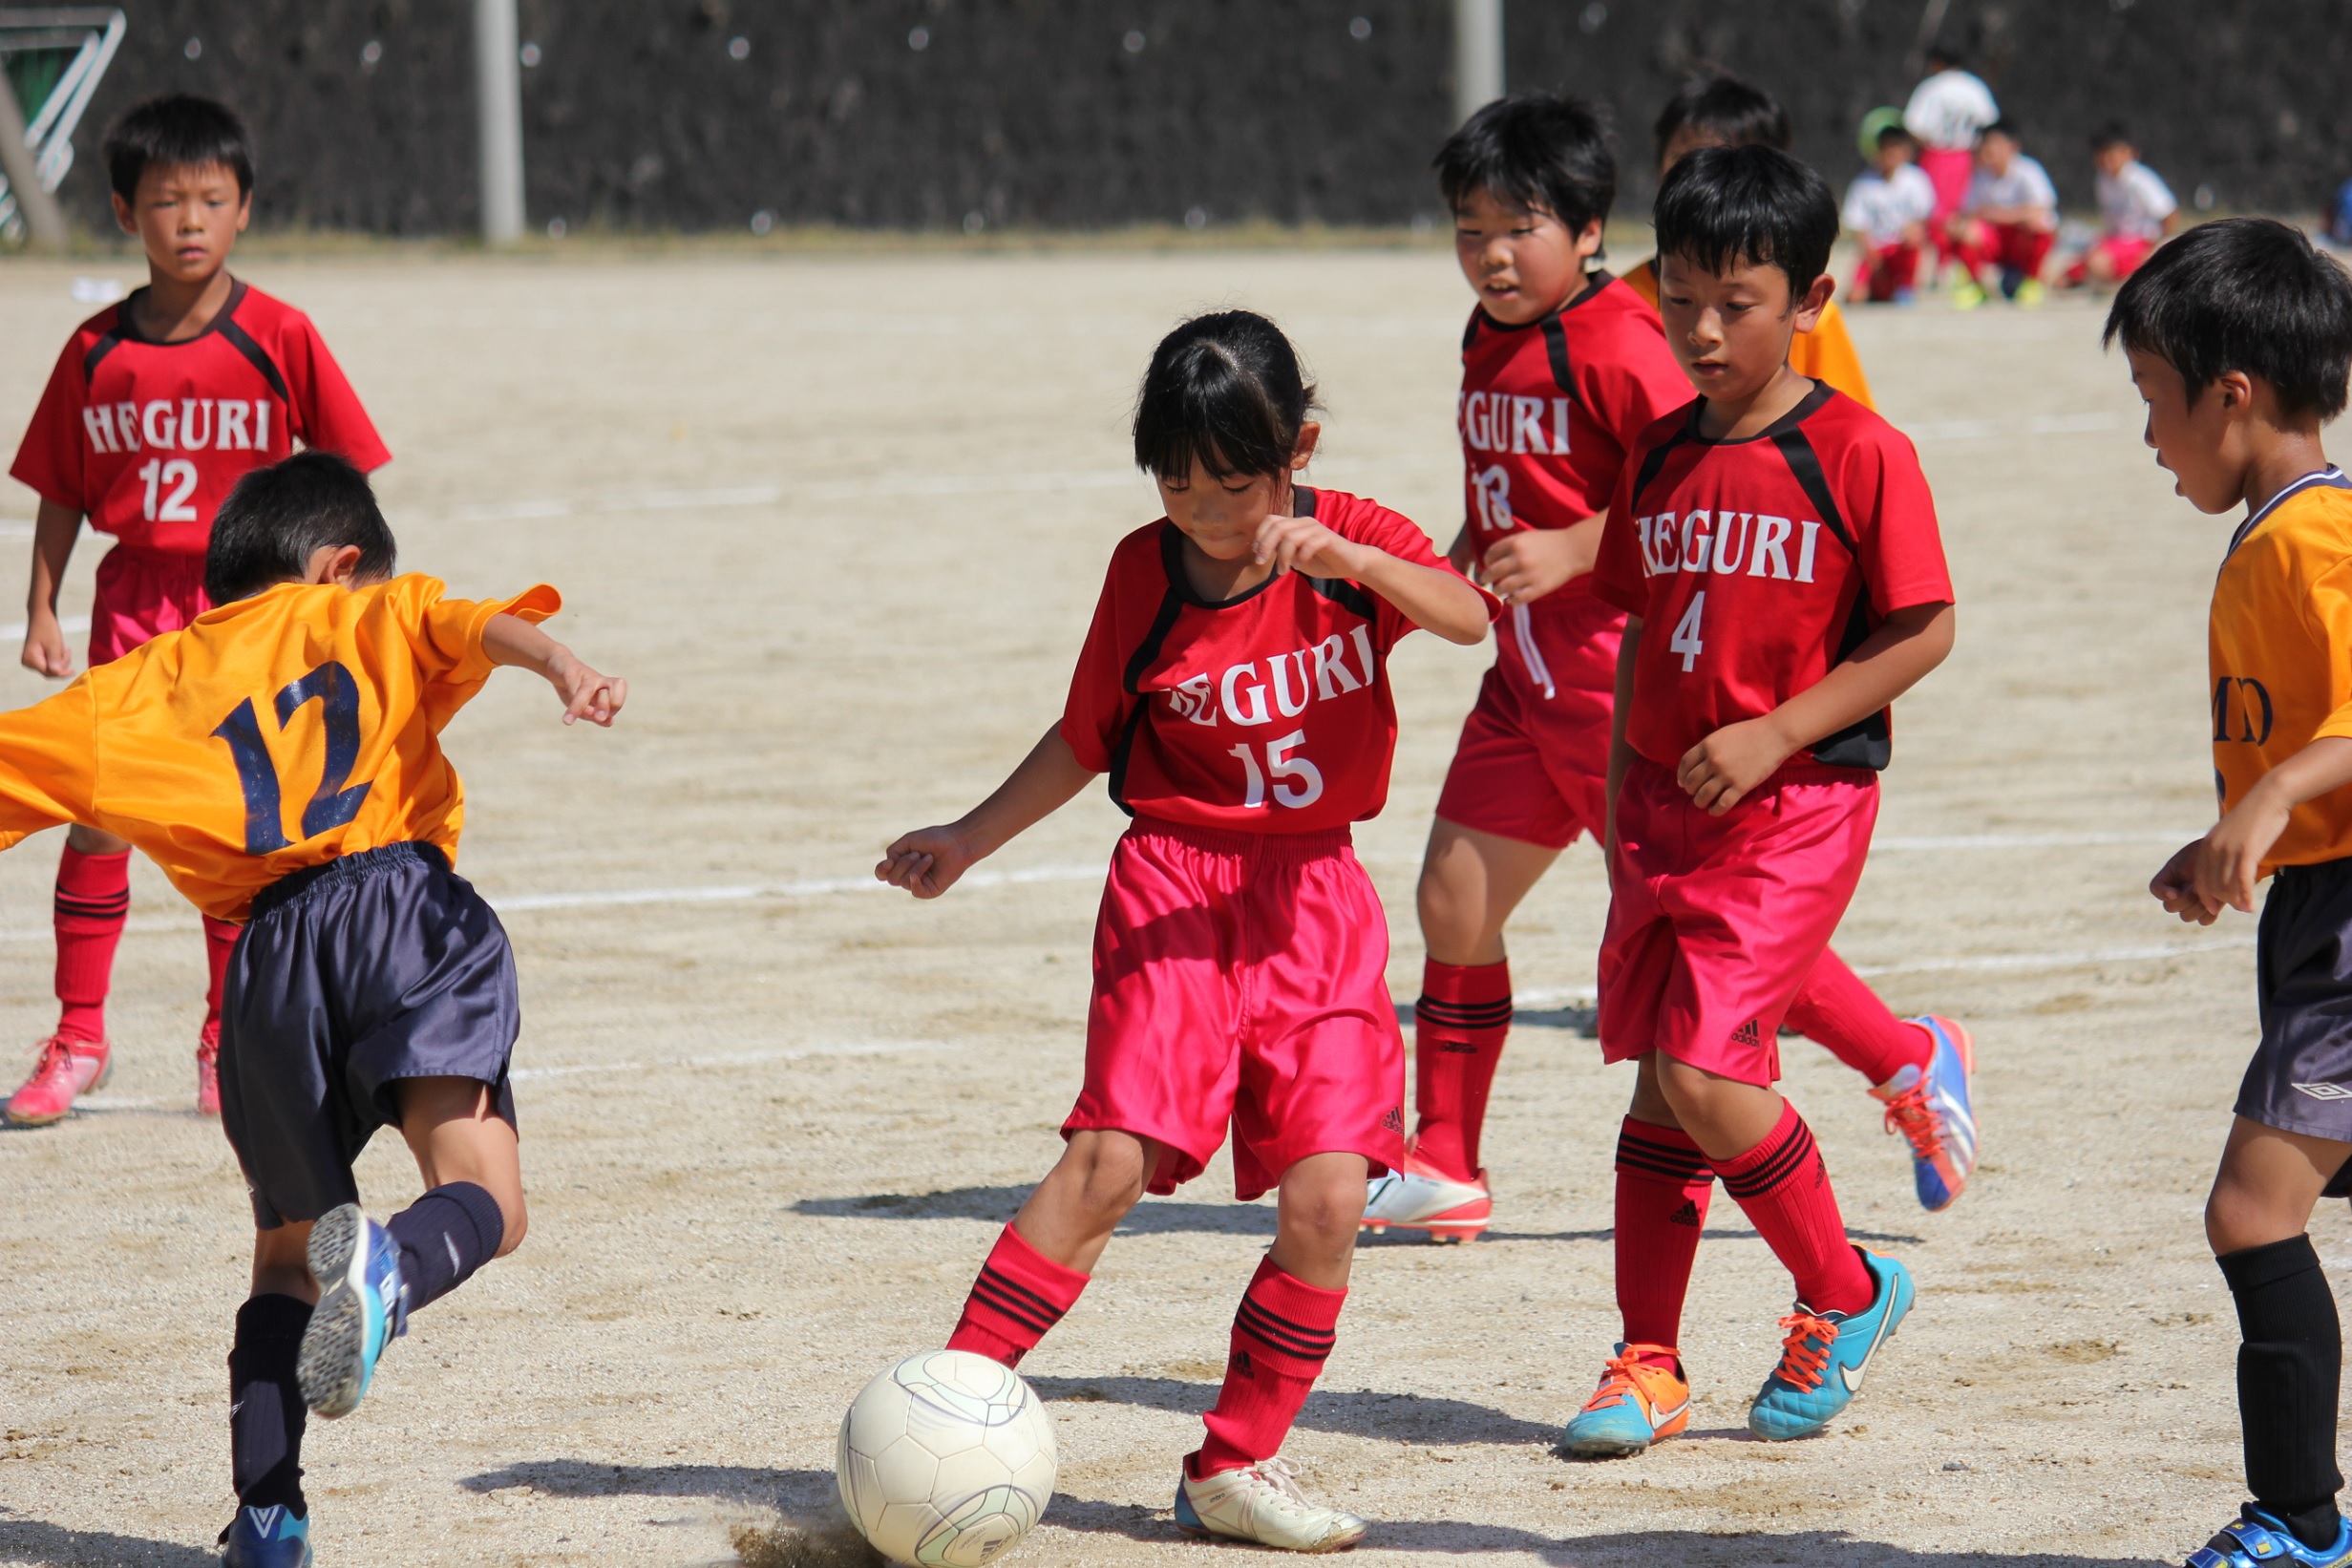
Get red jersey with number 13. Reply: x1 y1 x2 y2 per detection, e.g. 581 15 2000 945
11 279 389 556
1062 487 1493 832
1592 383 1953 770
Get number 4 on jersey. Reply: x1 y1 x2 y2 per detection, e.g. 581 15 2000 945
212 662 373 855
1670 591 1706 672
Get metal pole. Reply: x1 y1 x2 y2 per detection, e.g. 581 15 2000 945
0 63 68 251
474 0 524 244
1453 0 1504 125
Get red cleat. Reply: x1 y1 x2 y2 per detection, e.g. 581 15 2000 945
196 1020 222 1116
5 1035 112 1127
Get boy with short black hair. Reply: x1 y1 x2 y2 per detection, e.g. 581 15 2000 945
2121 217 2352 1568
0 451 624 1565
1952 118 2059 304
1843 124 1937 304
2070 123 2178 288
1572 142 1956 1453
6 92 387 1127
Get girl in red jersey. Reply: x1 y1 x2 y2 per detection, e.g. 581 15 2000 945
878 310 1493 1553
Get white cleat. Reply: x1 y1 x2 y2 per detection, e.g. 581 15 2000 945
1359 1151 1491 1241
1175 1456 1367 1553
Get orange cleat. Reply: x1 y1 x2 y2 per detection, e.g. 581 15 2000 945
1561 1344 1690 1457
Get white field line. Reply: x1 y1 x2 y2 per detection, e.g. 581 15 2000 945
441 470 1143 524
1909 410 2123 442
0 614 90 642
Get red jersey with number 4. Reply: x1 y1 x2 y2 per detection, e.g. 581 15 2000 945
11 279 389 556
1458 272 1692 611
1592 383 1953 770
1062 487 1491 833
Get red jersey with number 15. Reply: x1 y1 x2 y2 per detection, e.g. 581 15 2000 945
11 279 389 555
1592 383 1953 770
1062 487 1494 833
1458 272 1691 611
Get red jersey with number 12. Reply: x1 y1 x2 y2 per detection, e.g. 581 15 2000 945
1062 487 1491 832
1458 272 1692 611
1592 383 1953 769
11 279 389 555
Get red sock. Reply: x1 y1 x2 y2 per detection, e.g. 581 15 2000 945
1715 1102 1873 1317
1784 949 1930 1088
1193 1257 1345 1476
1410 959 1512 1181
945 1224 1089 1368
1613 1118 1712 1353
52 847 130 1045
201 917 240 1038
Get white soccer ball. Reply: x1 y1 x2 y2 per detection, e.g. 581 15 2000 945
836 1349 1059 1566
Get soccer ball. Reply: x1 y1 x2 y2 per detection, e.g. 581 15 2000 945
836 1349 1058 1566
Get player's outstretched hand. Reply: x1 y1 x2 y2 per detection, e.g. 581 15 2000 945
877 826 976 900
1677 717 1796 815
1254 512 1363 581
546 651 626 727
2150 838 2223 925
20 612 71 679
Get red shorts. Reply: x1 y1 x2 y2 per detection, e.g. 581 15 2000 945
1598 758 1878 1086
1068 816 1406 1201
1433 595 1621 850
2067 233 2156 285
90 545 210 666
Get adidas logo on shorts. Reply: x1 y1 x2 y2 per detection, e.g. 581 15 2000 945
1380 1107 1405 1133
1730 1019 1763 1048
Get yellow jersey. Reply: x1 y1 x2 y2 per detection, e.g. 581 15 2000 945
2210 470 2352 872
1621 255 1876 410
0 573 558 920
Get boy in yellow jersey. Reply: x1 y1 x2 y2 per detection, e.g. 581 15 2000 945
1623 74 1875 407
2119 219 2352 1568
0 452 624 1566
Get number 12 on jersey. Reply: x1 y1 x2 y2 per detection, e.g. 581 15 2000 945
1227 730 1324 810
213 662 374 855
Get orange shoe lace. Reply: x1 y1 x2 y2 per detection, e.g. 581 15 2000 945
1581 1344 1676 1411
1771 1313 1838 1392
1880 1083 1943 1164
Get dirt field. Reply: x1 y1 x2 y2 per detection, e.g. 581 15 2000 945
0 244 2328 1568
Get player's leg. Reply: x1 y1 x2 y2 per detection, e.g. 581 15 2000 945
945 1128 1161 1368
4 823 132 1128
224 1220 321 1567
1784 950 1978 1212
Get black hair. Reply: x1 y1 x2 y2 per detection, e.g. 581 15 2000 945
1980 117 2021 141
205 453 397 603
1652 74 1790 165
102 94 253 202
2102 218 2352 424
1925 40 1967 71
2090 121 2134 152
1653 144 1839 297
1876 123 1919 151
1133 311 1318 482
1434 92 1616 234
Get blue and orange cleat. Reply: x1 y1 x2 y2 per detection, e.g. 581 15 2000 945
1747 1248 1915 1440
1875 1016 1977 1212
222 1504 312 1568
1561 1344 1690 1458
298 1203 406 1420
2189 1505 2352 1566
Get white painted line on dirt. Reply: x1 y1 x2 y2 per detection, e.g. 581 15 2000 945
494 862 1105 912
0 613 91 642
1874 828 2194 850
440 470 1143 525
511 1038 950 1081
1910 410 2120 442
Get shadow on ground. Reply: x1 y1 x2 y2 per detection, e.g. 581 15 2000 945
460 1459 837 1510
1029 1373 1559 1447
0 1517 218 1568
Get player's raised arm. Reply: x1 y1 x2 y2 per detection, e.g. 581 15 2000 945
877 725 1096 900
1250 511 1491 645
481 613 626 727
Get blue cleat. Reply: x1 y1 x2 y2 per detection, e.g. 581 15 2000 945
2189 1506 2352 1566
297 1203 405 1420
222 1504 312 1568
1747 1248 1915 1441
1874 1016 1977 1212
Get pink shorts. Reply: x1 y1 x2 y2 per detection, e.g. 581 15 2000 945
1598 757 1878 1086
2067 232 2156 284
1068 816 1406 1201
90 545 210 666
1433 594 1621 850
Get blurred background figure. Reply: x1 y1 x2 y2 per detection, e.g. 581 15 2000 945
1901 41 2000 286
2066 123 2178 289
1949 119 2059 306
1844 123 1937 305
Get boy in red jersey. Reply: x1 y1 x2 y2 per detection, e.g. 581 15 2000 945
1563 144 1956 1458
879 311 1493 1552
6 95 387 1127
1369 91 1975 1249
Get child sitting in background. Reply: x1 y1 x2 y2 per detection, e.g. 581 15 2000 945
1952 119 2058 304
1843 125 1937 304
2069 123 2178 288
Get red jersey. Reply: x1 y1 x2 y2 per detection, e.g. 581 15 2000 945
1061 487 1490 833
1592 383 1953 770
1458 272 1692 612
11 279 389 556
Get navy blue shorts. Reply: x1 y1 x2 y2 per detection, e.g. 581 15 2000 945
2241 856 2352 1155
218 841 519 1229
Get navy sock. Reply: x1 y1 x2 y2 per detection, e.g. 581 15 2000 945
2220 1235 2345 1550
229 1294 311 1516
386 1181 506 1319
